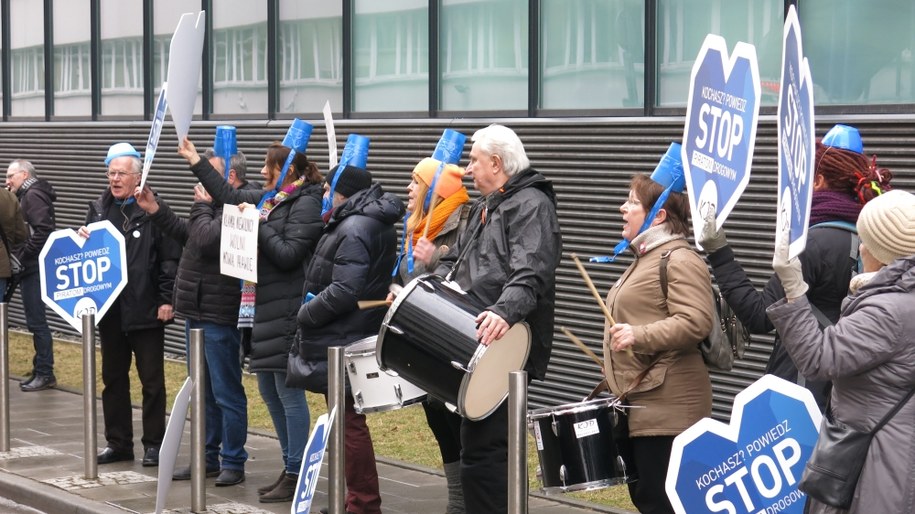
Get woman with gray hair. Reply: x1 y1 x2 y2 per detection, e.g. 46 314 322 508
767 189 915 514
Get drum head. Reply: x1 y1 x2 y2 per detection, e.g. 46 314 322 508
345 336 378 357
460 321 531 421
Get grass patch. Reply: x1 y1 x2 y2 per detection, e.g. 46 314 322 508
8 330 635 511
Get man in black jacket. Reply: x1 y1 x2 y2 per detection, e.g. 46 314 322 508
434 124 562 513
135 148 255 486
80 142 180 467
6 160 57 392
296 164 404 514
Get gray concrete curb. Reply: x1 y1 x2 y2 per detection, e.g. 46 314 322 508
0 470 126 514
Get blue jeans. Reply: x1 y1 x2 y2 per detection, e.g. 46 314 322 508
185 320 248 471
20 271 54 377
256 371 310 474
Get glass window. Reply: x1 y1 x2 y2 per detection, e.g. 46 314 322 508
541 0 644 110
278 0 343 115
440 0 528 112
53 0 91 117
353 0 428 112
212 1 268 115
800 1 915 105
100 0 144 116
9 0 45 117
656 0 782 107
154 0 203 116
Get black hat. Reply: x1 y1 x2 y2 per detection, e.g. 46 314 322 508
327 164 372 198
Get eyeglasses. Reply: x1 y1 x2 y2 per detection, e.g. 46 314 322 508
106 170 139 179
5 170 25 181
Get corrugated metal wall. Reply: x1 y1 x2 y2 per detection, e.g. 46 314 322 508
1 117 913 419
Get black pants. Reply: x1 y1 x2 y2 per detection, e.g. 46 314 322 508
422 399 462 463
628 436 676 514
461 401 508 514
98 311 166 453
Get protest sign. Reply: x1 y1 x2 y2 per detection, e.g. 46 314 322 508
220 204 259 283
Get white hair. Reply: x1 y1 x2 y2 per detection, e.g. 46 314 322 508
471 124 530 177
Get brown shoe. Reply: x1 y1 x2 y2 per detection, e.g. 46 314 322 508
258 473 297 503
258 469 287 495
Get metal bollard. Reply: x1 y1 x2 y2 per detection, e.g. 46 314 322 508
0 303 9 452
82 313 97 479
328 346 346 514
190 328 206 512
508 370 529 514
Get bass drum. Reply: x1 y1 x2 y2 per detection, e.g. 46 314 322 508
377 274 530 421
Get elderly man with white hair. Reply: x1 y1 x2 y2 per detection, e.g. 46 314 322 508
434 124 563 513
79 142 181 467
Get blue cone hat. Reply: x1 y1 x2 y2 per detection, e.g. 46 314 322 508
822 124 863 154
214 125 237 156
431 129 466 165
649 142 686 193
340 134 370 169
282 118 314 154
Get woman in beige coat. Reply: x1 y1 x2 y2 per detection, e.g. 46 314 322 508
603 144 714 514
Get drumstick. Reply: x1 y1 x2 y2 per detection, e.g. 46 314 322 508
357 300 392 310
560 326 604 368
422 193 441 239
571 253 633 356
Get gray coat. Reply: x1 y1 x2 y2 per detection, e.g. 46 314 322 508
767 255 915 514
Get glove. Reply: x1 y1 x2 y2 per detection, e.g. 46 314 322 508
772 225 808 300
698 206 728 253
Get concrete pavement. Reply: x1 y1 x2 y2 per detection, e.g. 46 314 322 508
0 379 631 514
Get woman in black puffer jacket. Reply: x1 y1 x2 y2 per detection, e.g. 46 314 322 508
178 138 323 501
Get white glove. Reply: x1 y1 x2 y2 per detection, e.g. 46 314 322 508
698 206 728 253
772 225 808 300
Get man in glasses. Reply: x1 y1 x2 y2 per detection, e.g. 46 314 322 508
79 142 181 468
5 159 57 392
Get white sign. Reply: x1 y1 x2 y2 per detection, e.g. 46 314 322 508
155 377 194 514
165 11 206 143
220 204 259 282
323 100 338 169
140 84 169 191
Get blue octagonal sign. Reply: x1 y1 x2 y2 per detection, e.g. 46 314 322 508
38 220 128 333
666 375 822 514
682 34 761 245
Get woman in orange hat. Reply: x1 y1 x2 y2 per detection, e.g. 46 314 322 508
393 156 470 513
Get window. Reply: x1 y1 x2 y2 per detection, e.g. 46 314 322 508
800 1 915 105
541 0 644 110
212 1 268 114
53 0 91 116
353 0 428 112
440 0 528 111
100 0 144 116
656 0 782 107
278 0 343 115
9 0 45 117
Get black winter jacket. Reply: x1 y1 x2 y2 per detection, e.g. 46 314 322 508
148 181 260 326
191 158 323 372
85 190 181 331
435 168 562 380
294 184 405 393
708 224 858 409
14 177 56 275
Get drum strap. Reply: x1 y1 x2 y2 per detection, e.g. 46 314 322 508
444 218 486 282
617 355 663 404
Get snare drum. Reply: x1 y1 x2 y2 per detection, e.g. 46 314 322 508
377 274 531 421
344 336 426 414
528 397 635 493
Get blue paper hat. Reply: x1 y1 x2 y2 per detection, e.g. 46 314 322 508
822 124 863 154
431 129 466 165
214 125 237 156
340 134 370 169
282 118 313 154
649 142 686 193
105 142 141 165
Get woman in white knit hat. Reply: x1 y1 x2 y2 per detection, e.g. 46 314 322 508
766 189 915 514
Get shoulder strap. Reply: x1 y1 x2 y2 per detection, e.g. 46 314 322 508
812 220 861 272
872 384 915 435
659 247 690 299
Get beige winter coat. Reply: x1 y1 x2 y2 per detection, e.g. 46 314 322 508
603 229 713 437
